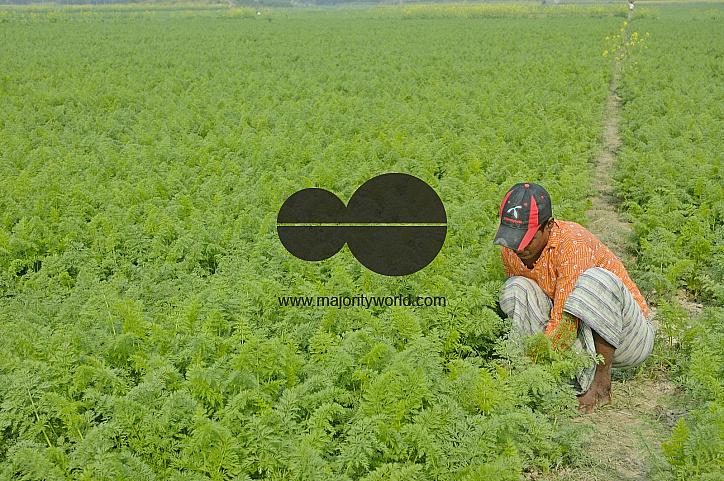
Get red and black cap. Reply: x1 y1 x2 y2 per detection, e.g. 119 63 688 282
493 183 552 251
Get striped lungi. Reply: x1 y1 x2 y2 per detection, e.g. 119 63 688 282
499 267 655 393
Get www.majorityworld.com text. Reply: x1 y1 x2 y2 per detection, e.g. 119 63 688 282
277 294 446 309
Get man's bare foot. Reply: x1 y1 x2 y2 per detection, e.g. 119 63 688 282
576 382 611 414
576 329 615 414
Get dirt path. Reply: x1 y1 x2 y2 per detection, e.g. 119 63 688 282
539 16 682 480
586 89 635 268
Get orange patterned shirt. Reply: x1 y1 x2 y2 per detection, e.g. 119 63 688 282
501 220 648 338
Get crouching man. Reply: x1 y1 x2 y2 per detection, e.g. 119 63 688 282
493 183 654 413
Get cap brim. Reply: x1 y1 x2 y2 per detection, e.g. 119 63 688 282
493 222 538 251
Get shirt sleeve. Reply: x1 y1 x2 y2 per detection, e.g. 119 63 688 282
544 237 596 339
500 247 514 278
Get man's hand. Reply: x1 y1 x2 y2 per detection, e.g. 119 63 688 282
526 313 578 363
547 312 578 351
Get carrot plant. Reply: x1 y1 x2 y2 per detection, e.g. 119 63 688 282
0 6 621 480
615 6 724 479
616 7 724 306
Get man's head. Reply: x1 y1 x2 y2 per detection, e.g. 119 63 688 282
493 183 553 252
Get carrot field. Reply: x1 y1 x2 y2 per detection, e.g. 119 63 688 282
0 3 722 480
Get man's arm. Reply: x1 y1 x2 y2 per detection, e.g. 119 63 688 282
545 240 596 348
